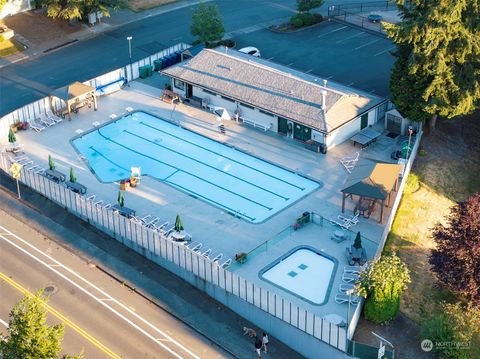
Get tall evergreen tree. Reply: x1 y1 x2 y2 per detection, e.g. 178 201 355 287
384 1 480 129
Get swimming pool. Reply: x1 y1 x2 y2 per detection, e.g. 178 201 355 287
72 111 320 223
260 247 336 305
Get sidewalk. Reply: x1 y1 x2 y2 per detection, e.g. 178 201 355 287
0 171 307 358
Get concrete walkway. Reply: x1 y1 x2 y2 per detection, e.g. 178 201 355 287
0 171 308 359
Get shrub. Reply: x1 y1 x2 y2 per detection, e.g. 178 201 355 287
404 173 420 194
299 12 316 26
419 148 427 156
356 253 410 323
290 15 303 28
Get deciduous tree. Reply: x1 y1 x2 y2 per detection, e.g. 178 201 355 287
41 0 124 21
384 1 480 129
0 291 67 359
356 253 410 323
296 0 324 13
430 192 480 302
190 1 224 46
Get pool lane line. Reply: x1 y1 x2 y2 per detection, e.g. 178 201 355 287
138 121 306 191
96 129 274 211
89 146 131 174
165 180 257 221
123 129 290 201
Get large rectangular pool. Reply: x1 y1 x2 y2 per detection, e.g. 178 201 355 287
72 111 320 223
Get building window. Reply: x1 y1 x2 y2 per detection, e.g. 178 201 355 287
174 79 185 91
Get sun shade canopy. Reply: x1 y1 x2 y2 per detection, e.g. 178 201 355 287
341 160 401 200
51 81 96 101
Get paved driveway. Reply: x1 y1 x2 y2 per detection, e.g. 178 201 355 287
233 20 396 97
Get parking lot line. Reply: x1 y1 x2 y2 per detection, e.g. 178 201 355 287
354 38 382 50
305 69 313 73
286 62 294 67
374 46 397 56
267 57 275 60
336 32 365 43
318 26 348 38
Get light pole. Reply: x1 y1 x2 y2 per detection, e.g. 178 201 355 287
127 36 133 80
346 288 354 356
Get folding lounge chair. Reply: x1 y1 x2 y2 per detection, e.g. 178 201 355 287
29 120 45 132
335 293 360 305
38 114 55 127
202 249 212 258
211 253 223 263
342 272 359 283
220 258 232 268
340 152 359 173
332 219 353 230
344 265 363 274
46 110 63 124
339 283 355 294
337 214 359 225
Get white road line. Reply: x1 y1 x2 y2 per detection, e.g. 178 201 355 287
348 82 355 86
266 57 275 60
326 75 335 80
318 26 348 38
305 69 313 73
336 32 365 43
374 46 397 56
0 225 200 359
0 318 8 327
286 62 294 67
354 38 382 50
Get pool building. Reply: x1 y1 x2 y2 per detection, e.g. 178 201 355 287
162 47 389 150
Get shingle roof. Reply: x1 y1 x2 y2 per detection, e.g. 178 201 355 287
162 47 385 133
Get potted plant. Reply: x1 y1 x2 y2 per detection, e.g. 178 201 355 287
117 190 124 208
129 175 137 187
17 121 29 131
8 127 16 144
48 155 55 171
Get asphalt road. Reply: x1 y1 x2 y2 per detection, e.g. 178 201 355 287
0 209 231 358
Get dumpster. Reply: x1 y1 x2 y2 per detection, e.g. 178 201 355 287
153 59 163 71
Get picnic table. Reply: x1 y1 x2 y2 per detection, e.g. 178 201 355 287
66 181 87 194
112 204 136 218
350 128 381 148
45 169 66 183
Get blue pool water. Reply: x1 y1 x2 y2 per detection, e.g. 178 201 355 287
72 111 320 223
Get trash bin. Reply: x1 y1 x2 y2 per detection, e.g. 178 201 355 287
139 65 149 79
320 143 327 154
146 64 153 76
153 59 163 71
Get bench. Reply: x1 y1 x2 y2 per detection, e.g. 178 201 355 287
241 117 271 131
95 78 127 96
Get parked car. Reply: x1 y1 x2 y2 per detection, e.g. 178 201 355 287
238 46 261 57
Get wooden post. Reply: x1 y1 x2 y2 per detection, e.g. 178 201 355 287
342 192 346 213
380 199 384 223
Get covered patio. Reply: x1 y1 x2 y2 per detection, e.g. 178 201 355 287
341 160 401 223
49 81 97 119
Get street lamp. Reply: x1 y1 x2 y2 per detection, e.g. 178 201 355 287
126 36 133 79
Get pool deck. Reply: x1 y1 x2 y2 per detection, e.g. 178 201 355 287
8 80 405 323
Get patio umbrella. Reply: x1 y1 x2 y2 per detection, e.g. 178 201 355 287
213 107 231 121
117 191 124 207
174 214 183 232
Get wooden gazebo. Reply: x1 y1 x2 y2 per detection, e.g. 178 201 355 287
50 81 97 119
341 160 401 223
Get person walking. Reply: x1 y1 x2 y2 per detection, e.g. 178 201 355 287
262 332 269 353
254 336 262 358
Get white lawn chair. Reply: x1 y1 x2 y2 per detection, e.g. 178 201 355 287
340 152 359 173
38 114 55 127
46 110 63 124
331 218 353 230
344 265 363 274
339 283 356 293
131 167 141 182
220 258 232 268
337 214 359 225
29 120 45 132
342 272 359 283
211 253 223 263
191 243 202 252
335 293 360 304
202 249 212 258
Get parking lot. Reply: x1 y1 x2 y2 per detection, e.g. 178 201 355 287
233 19 396 97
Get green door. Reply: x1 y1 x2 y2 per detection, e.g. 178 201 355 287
293 123 303 141
278 117 288 135
360 113 368 130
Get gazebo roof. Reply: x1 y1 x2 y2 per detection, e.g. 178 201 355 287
51 82 95 102
341 160 401 200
